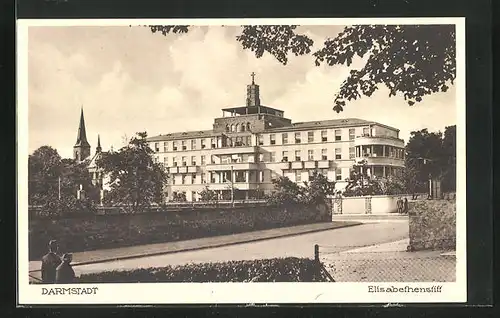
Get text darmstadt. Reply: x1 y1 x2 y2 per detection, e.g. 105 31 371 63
41 287 99 296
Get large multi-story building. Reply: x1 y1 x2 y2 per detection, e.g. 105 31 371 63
147 75 406 202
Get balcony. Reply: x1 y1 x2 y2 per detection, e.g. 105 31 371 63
178 166 188 173
355 135 405 148
291 161 304 170
207 182 260 191
355 155 405 167
187 166 198 173
167 166 178 174
205 162 260 171
304 161 317 169
273 161 291 170
210 146 259 156
317 160 331 169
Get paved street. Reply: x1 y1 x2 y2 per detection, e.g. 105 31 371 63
62 221 408 276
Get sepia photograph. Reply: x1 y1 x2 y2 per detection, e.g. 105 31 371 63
17 18 465 304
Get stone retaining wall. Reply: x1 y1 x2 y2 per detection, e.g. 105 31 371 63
408 200 456 251
29 203 331 260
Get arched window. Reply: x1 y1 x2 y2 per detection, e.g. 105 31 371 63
235 123 240 132
241 124 246 132
225 124 229 132
247 122 251 131
231 124 236 132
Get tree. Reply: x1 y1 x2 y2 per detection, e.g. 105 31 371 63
441 125 456 192
60 158 100 202
28 146 62 205
405 125 457 194
197 186 219 202
405 128 444 180
150 24 455 112
401 164 426 199
302 171 336 205
97 132 168 211
266 172 335 206
343 159 376 196
171 191 187 202
266 176 306 206
28 146 98 215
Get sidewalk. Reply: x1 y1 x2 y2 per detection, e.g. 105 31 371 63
332 213 408 223
29 221 361 273
321 238 457 282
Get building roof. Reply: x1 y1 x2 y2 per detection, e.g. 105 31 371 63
221 105 285 116
147 130 222 142
267 118 385 132
146 118 399 142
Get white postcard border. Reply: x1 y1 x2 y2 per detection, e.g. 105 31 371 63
17 17 467 305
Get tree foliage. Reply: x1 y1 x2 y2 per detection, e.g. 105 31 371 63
171 191 187 202
301 171 337 205
343 160 406 197
28 146 98 215
97 132 167 210
313 25 455 111
28 146 98 205
149 24 455 112
405 125 456 192
266 172 336 206
197 186 218 202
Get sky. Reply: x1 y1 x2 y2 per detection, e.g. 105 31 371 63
27 25 457 159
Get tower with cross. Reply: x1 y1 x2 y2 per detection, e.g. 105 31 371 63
246 72 260 107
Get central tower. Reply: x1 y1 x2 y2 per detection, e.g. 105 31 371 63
246 72 260 107
73 107 91 162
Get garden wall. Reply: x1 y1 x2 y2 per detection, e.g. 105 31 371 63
29 203 331 260
332 195 408 215
408 200 456 251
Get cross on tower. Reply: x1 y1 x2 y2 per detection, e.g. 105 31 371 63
251 72 256 84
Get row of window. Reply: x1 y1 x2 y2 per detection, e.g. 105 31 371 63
168 168 346 185
157 148 356 167
287 168 344 182
152 127 372 152
257 128 363 146
170 171 263 185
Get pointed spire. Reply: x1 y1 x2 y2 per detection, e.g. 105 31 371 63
96 134 102 153
73 106 91 162
75 106 90 148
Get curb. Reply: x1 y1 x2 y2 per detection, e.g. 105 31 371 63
29 222 362 271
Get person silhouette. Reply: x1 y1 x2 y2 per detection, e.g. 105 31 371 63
41 240 62 284
55 253 76 284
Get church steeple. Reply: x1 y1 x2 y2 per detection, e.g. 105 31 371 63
96 134 102 153
246 72 261 107
73 107 91 162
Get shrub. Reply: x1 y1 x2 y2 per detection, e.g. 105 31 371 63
37 196 97 218
77 257 329 283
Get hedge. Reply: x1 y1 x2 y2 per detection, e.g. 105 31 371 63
77 257 330 283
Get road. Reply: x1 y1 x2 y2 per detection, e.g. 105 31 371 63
72 221 408 276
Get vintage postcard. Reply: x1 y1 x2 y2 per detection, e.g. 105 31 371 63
17 17 466 304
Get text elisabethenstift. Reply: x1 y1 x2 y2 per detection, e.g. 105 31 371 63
368 285 443 293
42 287 99 296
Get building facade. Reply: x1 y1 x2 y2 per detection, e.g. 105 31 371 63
147 75 406 202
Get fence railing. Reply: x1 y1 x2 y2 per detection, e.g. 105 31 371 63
29 199 273 216
313 240 456 282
